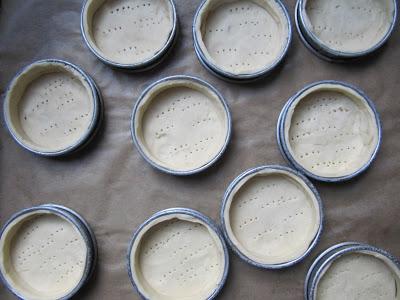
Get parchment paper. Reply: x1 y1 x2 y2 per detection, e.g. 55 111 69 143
1 1 399 299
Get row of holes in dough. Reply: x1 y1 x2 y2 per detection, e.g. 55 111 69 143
155 95 201 120
300 104 351 114
168 137 215 157
297 146 356 159
217 49 272 55
207 20 265 35
144 223 200 253
158 262 221 284
29 91 77 114
238 195 298 209
308 5 374 13
238 197 300 228
17 257 84 283
17 238 80 265
291 131 356 141
155 243 217 283
228 6 255 13
310 160 349 169
252 211 305 242
117 46 153 56
109 3 151 15
100 18 162 36
38 114 89 137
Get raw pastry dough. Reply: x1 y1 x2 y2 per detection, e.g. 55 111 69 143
284 83 380 178
302 0 395 53
0 211 87 300
82 0 174 65
133 78 230 173
194 0 290 74
4 61 96 153
223 167 321 265
129 214 226 300
316 253 400 300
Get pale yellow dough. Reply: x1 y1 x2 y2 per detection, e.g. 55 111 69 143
303 0 395 53
129 214 226 300
0 211 87 300
5 62 95 153
284 83 379 178
83 0 174 65
223 168 320 265
195 0 290 74
317 253 400 300
134 79 229 172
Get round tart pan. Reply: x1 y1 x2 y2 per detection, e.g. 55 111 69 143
0 205 96 300
221 165 323 269
127 208 229 300
305 242 400 300
296 0 397 61
277 80 382 182
294 1 352 63
3 59 102 157
193 0 292 82
131 75 232 175
81 0 178 71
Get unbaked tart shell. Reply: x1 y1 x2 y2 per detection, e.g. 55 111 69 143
0 206 95 300
3 59 100 156
308 244 400 300
127 208 229 300
193 0 291 80
132 76 231 175
81 0 177 69
298 0 397 58
280 81 381 181
221 165 322 268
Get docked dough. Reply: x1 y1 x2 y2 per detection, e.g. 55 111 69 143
134 78 230 173
317 253 400 300
0 212 87 300
5 61 95 153
195 0 290 74
83 0 174 65
302 0 395 53
129 214 226 299
223 168 321 265
284 83 380 178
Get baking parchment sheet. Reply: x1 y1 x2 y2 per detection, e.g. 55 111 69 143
0 0 399 299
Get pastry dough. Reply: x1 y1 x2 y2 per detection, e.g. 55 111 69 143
82 0 175 65
194 0 290 75
4 61 96 154
0 211 87 300
129 213 226 300
301 0 395 53
283 82 380 178
133 77 230 173
223 167 321 265
316 253 400 300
